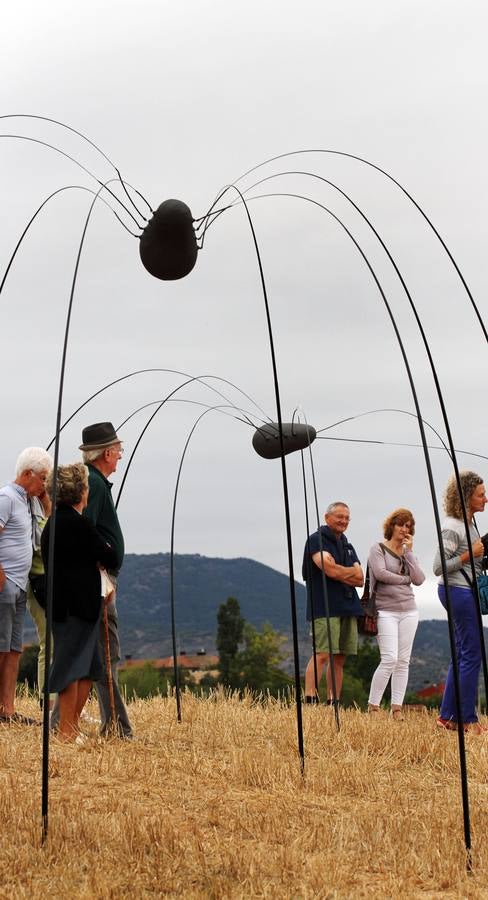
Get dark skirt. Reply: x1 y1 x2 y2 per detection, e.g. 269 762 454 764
50 615 102 694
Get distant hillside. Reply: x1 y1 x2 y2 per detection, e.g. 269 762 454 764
115 552 308 658
22 552 487 691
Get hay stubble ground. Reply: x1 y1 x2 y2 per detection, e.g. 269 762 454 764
1 692 488 898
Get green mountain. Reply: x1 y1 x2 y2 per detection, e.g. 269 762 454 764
408 618 454 692
115 552 308 658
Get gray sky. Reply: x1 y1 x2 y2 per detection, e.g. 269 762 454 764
1 0 487 619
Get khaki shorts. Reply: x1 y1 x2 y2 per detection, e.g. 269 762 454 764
310 616 358 656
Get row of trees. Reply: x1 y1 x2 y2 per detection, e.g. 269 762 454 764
19 597 423 708
217 597 387 705
216 597 291 694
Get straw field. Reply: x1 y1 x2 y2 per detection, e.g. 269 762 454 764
2 691 488 899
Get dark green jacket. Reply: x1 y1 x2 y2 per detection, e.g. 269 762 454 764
84 465 124 574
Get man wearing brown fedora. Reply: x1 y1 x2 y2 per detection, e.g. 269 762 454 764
77 422 132 738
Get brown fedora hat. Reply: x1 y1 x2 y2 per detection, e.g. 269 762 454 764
79 422 122 451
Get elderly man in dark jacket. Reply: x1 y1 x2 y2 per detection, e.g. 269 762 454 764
79 422 132 738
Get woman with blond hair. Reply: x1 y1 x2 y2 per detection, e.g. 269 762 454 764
434 470 487 734
368 508 425 719
41 464 117 742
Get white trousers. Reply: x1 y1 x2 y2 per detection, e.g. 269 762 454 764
368 609 419 707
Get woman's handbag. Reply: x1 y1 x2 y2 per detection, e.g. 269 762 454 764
477 573 488 615
358 565 378 637
464 521 488 614
460 569 488 614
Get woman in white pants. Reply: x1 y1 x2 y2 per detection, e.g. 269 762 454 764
367 508 425 719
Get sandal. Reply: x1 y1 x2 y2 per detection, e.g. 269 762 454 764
436 717 457 732
368 704 380 714
464 722 488 735
0 712 40 726
391 707 405 721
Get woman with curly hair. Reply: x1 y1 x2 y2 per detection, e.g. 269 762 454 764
367 508 425 719
434 470 487 734
41 464 117 742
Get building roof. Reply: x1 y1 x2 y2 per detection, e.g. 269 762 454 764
416 682 445 698
120 654 219 671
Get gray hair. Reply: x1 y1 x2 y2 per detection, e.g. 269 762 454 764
325 501 350 515
82 448 105 464
15 447 53 477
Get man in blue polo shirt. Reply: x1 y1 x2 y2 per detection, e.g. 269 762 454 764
302 501 364 704
0 447 53 722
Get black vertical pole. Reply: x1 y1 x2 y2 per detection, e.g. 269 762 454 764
41 183 107 842
233 187 305 771
299 449 319 699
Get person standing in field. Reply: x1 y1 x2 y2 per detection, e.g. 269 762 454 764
0 447 53 723
42 463 118 741
79 422 133 738
26 487 53 709
302 502 364 704
367 508 425 719
434 471 487 735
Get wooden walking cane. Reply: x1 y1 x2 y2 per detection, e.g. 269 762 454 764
101 572 117 732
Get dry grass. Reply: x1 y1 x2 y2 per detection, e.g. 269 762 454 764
2 691 488 899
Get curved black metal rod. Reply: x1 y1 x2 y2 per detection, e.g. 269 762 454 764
117 397 259 431
194 180 247 251
169 403 247 722
233 149 487 341
0 113 152 218
197 206 234 249
114 374 268 509
224 188 473 855
41 180 109 843
47 368 271 451
320 407 452 455
317 407 488 461
245 171 488 711
115 375 270 509
1 113 120 175
0 183 138 299
0 134 144 229
194 177 238 247
115 376 216 509
316 434 488 461
111 392 262 721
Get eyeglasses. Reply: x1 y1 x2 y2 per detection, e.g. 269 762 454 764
108 446 124 456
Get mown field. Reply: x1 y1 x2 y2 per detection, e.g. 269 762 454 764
1 691 488 898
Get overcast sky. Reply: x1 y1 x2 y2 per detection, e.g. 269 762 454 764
1 1 487 620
